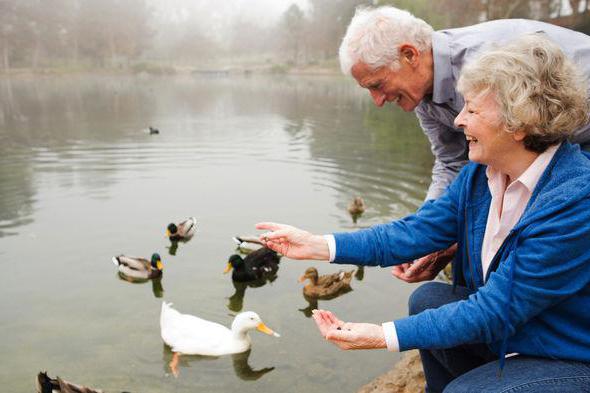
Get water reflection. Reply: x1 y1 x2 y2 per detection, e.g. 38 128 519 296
231 350 275 381
298 288 353 318
161 345 274 381
227 275 278 313
354 266 365 281
117 273 165 298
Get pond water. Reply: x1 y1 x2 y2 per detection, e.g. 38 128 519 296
0 74 433 392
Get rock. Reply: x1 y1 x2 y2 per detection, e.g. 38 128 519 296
357 351 425 393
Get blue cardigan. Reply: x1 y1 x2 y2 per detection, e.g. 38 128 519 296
333 142 590 366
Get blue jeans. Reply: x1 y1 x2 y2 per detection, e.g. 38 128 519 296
409 282 590 393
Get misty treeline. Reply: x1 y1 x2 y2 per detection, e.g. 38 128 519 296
1 0 589 71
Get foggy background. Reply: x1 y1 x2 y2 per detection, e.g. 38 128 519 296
1 0 590 74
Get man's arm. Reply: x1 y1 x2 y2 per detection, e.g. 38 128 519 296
415 104 469 200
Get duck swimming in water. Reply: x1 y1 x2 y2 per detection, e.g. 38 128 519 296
160 302 279 376
348 196 366 223
166 217 197 242
299 267 355 298
224 247 280 282
36 371 103 393
112 253 163 280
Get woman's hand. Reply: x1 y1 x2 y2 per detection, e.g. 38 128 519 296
311 309 387 350
256 222 330 260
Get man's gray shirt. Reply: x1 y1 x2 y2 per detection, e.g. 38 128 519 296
418 19 590 200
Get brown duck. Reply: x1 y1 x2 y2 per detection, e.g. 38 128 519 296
347 196 365 223
36 371 104 393
299 267 355 298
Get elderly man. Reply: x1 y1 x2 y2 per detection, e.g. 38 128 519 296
339 6 590 281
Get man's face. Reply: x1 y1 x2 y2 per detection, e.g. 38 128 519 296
351 60 429 112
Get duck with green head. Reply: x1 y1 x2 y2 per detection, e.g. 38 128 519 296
224 247 280 282
166 217 197 242
112 252 163 280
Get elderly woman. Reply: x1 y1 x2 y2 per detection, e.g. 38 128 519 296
257 34 590 393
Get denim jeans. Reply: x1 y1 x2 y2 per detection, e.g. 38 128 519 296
409 282 590 393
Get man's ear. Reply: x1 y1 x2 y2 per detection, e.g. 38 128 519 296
399 44 420 66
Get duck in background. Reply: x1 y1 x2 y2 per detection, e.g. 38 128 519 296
149 126 159 134
299 267 355 298
160 302 279 376
232 235 265 254
166 217 197 242
224 247 280 282
112 253 163 280
347 196 365 223
36 372 105 393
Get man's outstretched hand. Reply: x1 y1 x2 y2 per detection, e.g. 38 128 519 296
391 243 457 283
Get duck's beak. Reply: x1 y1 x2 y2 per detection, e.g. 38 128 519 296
257 322 280 337
166 229 171 237
157 260 164 270
298 275 307 283
223 262 233 274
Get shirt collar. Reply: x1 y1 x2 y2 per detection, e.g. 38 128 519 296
431 31 456 105
485 143 561 193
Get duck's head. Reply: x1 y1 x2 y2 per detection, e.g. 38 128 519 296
299 267 318 284
224 255 244 274
232 311 280 337
166 223 178 237
353 196 365 207
151 253 164 271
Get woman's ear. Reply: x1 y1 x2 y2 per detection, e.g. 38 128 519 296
512 129 527 142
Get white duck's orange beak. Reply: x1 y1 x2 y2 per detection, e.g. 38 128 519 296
257 322 280 337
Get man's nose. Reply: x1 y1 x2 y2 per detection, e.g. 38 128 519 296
370 90 386 107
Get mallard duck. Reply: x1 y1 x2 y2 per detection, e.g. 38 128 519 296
36 371 103 393
348 196 366 215
111 253 163 280
299 267 355 298
232 235 264 254
224 247 280 282
166 217 197 241
160 302 279 376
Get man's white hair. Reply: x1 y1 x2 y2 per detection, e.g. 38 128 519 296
339 6 434 75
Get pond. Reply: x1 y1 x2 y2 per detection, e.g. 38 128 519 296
0 73 433 392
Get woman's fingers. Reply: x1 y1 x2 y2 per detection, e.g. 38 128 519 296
255 222 285 231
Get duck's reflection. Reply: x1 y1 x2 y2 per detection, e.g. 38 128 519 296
161 345 274 380
297 287 353 318
355 266 365 281
232 349 275 381
117 273 164 298
167 240 179 256
227 275 277 312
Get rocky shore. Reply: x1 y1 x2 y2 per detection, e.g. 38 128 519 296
357 351 425 393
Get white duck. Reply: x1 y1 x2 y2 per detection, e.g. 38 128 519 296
160 302 279 376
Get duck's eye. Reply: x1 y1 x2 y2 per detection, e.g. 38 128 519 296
250 317 255 320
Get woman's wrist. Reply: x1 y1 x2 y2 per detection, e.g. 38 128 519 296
310 235 330 260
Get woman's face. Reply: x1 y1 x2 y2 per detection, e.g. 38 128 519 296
454 91 521 167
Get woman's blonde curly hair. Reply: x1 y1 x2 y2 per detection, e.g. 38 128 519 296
457 33 589 152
